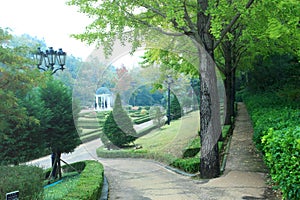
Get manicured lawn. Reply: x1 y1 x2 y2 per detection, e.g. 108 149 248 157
134 111 200 158
97 111 200 163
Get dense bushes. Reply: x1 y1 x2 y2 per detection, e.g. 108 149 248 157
0 165 44 199
243 92 300 199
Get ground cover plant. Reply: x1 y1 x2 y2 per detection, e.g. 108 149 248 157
243 92 300 199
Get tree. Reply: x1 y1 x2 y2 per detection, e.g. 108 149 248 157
67 0 256 178
170 94 182 120
103 93 137 148
149 106 165 129
40 78 81 179
0 27 48 165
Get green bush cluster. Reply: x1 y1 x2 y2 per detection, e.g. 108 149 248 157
244 92 300 199
0 165 44 200
61 160 104 200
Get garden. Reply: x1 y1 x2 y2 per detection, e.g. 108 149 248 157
0 160 104 200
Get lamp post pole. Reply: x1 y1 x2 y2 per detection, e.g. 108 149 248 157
33 47 67 75
166 75 173 125
33 47 67 180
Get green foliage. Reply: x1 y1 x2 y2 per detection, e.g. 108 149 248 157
0 28 50 164
171 157 199 173
103 93 137 147
262 127 300 199
45 160 104 200
170 94 182 120
149 106 165 128
246 55 300 92
243 92 300 199
133 116 152 124
40 78 81 154
0 165 44 200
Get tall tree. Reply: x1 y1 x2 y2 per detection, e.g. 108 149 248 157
40 78 81 179
68 0 255 178
0 27 48 165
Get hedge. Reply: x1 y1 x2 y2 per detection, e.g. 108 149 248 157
61 160 104 200
0 165 44 200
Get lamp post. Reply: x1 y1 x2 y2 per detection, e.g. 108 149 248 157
166 75 173 125
33 47 67 74
33 47 67 180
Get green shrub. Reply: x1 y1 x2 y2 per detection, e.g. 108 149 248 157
244 92 300 199
0 165 44 200
262 127 300 200
61 160 104 200
182 148 200 158
171 157 199 173
103 93 137 147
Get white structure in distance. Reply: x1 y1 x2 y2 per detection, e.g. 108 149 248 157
95 87 113 111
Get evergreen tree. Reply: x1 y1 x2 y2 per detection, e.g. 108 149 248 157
170 95 182 120
40 78 81 178
103 93 136 148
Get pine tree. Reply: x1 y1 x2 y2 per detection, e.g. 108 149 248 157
103 93 136 148
40 78 81 179
170 95 182 120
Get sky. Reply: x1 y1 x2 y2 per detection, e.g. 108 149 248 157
0 0 95 60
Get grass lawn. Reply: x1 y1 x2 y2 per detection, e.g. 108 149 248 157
97 111 200 163
135 111 200 157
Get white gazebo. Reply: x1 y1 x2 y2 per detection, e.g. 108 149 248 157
95 87 113 111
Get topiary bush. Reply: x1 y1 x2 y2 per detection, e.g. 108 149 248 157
103 93 137 147
0 165 44 200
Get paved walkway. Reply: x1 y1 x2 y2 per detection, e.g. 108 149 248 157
101 103 278 199
29 103 279 199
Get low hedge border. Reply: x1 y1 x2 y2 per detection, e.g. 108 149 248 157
61 160 104 200
97 125 232 174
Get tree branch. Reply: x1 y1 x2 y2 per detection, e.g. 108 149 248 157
214 0 255 49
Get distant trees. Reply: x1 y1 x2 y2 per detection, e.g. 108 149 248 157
103 93 137 148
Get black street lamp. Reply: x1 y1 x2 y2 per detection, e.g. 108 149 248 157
33 47 67 74
166 75 174 125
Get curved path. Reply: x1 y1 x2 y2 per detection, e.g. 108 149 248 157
29 103 279 199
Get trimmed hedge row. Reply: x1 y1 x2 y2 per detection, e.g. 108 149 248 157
0 165 44 200
61 160 104 200
133 116 152 124
244 92 300 200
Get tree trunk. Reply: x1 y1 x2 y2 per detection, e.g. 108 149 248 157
57 152 62 179
195 0 222 178
198 47 222 178
222 40 236 125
